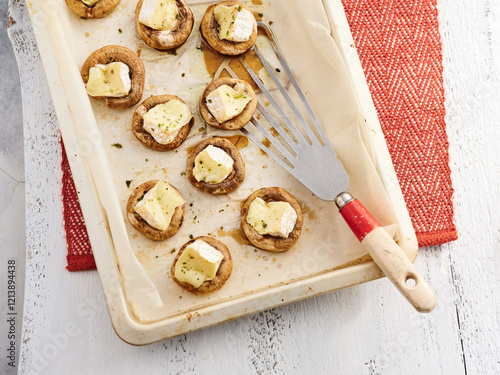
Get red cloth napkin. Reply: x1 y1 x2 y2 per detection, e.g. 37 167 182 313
61 143 96 271
62 0 457 271
342 0 457 246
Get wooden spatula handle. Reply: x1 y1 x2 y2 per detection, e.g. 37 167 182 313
335 193 437 313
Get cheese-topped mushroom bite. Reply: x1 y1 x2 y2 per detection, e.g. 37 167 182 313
136 0 194 51
200 1 257 56
132 95 194 151
65 0 120 19
86 62 131 97
127 180 185 241
241 187 303 252
200 77 257 130
81 45 145 110
171 236 232 295
187 137 246 195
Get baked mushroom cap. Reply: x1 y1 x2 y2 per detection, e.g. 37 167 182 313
65 0 120 19
132 95 194 151
199 77 257 130
200 1 257 56
126 180 185 241
81 45 145 110
241 187 303 252
187 137 246 195
171 236 233 295
135 0 195 51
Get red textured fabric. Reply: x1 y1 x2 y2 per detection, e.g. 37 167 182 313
62 0 457 271
61 140 96 271
342 0 457 246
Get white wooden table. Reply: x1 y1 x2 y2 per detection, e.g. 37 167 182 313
2 1 500 374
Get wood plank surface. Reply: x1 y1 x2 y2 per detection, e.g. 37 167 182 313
0 1 25 373
5 0 500 374
440 0 500 373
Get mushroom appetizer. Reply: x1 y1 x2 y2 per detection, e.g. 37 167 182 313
187 137 246 195
200 77 257 130
127 180 185 241
171 236 233 295
241 187 303 252
200 1 257 56
65 0 120 19
132 95 194 151
81 45 145 110
135 0 194 51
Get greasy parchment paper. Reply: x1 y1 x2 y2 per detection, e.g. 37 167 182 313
43 0 403 320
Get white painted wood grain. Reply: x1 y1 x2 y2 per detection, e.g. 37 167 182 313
439 0 500 373
7 0 500 374
0 11 26 374
7 2 64 373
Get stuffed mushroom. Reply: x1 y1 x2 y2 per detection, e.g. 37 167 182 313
132 95 194 151
200 1 257 56
135 0 194 51
65 0 120 19
241 187 303 252
199 77 257 130
187 137 246 195
81 45 145 110
127 180 185 241
171 236 233 295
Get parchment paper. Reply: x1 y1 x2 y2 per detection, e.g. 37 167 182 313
54 0 400 319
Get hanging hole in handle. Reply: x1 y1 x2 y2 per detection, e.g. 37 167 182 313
405 275 417 288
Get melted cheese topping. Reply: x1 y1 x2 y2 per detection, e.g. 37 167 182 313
134 181 185 231
214 4 254 42
174 240 224 288
139 0 180 31
246 198 298 238
193 145 234 184
142 99 193 145
206 83 251 123
86 62 131 98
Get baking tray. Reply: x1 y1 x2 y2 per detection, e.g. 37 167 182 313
26 0 418 344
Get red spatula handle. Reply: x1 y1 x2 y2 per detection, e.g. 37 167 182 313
335 192 437 313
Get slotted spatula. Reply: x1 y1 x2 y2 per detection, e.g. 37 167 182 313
207 21 436 312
